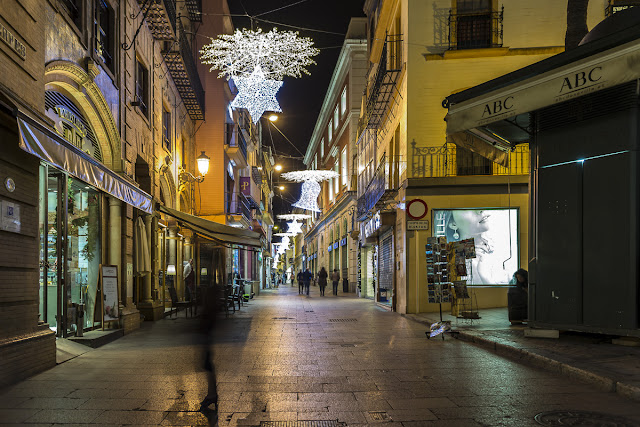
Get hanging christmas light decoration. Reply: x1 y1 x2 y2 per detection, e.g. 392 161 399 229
277 214 311 235
286 221 303 234
200 28 319 123
281 170 339 213
200 28 320 81
229 66 283 123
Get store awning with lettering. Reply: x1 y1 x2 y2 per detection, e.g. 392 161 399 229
158 205 262 248
443 22 640 163
16 113 153 213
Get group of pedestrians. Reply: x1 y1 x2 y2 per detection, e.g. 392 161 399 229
296 267 341 296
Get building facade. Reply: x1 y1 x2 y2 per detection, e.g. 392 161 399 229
356 0 605 313
304 19 367 294
195 0 274 294
0 0 206 385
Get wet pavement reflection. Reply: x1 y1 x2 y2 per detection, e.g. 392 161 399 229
1 284 640 426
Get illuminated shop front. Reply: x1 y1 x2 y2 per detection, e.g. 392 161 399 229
432 208 519 286
360 211 395 308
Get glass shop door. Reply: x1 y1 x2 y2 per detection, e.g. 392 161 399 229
39 166 101 338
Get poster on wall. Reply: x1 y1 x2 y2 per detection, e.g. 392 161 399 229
433 209 518 285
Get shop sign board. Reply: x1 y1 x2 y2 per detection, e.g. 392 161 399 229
408 220 429 231
333 242 338 250
98 265 120 325
340 237 347 246
240 177 251 196
363 212 381 238
328 245 332 252
0 21 26 59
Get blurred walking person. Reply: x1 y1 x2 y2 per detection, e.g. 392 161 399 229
318 267 328 296
331 269 340 296
303 268 313 296
199 284 219 413
297 270 304 294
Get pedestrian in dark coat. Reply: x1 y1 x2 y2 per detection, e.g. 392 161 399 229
331 269 340 295
508 268 528 324
303 268 313 296
318 267 328 296
297 270 304 294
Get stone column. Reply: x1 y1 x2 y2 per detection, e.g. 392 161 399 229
108 197 122 302
143 215 153 302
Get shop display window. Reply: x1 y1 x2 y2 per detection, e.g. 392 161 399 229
433 208 518 285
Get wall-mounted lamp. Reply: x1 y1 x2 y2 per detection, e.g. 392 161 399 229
201 268 208 276
166 265 177 276
274 164 283 171
179 151 210 184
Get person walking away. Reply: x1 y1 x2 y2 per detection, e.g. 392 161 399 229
331 269 340 296
199 284 219 413
303 268 313 296
297 270 304 294
508 268 528 324
318 267 328 296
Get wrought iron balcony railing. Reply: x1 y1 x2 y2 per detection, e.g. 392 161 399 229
448 7 503 50
184 0 202 22
163 21 204 120
358 34 403 135
356 153 399 220
410 141 529 178
228 192 251 221
138 0 176 40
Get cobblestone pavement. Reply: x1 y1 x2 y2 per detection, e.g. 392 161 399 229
2 285 640 426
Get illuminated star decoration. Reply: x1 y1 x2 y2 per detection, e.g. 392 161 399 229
230 66 283 123
281 170 339 213
277 214 311 235
286 221 303 234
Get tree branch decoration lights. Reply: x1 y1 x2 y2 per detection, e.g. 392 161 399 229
230 66 283 123
281 170 339 213
200 28 319 81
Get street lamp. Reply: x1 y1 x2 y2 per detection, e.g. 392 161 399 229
279 185 285 190
269 114 278 122
179 151 210 184
275 164 283 171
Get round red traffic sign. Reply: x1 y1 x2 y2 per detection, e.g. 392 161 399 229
407 199 428 220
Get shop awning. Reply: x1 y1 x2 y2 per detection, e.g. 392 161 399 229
158 205 262 248
444 21 640 163
16 113 153 213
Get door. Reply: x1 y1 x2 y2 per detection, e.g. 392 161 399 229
39 167 101 337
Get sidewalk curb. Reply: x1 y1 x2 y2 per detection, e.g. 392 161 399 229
401 313 640 403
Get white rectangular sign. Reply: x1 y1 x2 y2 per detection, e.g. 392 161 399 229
407 220 429 230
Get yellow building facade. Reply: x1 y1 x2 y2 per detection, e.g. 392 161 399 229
357 0 605 313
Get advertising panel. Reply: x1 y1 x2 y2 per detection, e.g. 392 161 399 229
432 208 518 285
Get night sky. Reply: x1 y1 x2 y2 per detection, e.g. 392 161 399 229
226 0 366 223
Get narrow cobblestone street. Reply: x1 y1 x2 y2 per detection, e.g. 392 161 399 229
2 286 640 426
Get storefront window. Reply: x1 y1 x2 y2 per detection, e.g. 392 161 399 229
67 178 101 330
433 208 518 285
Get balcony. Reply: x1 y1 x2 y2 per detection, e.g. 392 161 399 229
184 0 202 21
358 34 403 134
357 154 399 220
162 21 204 120
225 124 248 168
138 0 176 40
227 192 251 226
410 142 529 178
448 7 503 50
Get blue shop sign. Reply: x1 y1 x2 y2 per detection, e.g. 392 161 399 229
333 242 339 250
328 245 332 252
340 238 347 246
